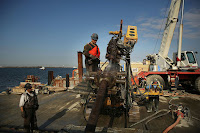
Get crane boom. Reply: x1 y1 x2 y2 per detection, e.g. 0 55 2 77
147 0 198 71
158 0 182 58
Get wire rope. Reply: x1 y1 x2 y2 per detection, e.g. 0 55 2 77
153 0 171 53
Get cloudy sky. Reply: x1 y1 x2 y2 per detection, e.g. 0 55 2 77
1 0 200 67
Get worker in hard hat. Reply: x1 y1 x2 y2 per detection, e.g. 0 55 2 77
83 33 100 74
19 83 39 133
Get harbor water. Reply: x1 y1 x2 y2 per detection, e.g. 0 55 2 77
0 68 85 92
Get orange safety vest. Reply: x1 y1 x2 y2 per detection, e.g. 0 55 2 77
88 43 100 58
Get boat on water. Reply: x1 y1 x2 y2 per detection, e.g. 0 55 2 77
39 66 45 70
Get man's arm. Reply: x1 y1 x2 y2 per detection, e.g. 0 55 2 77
20 106 24 112
83 44 91 58
19 94 25 112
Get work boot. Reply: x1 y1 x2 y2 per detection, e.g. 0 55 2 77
24 128 30 133
147 107 152 113
146 103 153 113
146 98 153 113
154 96 159 112
154 106 159 112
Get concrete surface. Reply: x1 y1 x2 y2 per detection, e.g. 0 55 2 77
0 82 200 133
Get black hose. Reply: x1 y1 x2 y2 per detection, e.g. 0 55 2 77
100 60 108 69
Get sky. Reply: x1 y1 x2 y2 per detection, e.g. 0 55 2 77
1 0 200 67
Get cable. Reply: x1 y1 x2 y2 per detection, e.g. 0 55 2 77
153 0 171 53
145 110 170 130
100 60 108 69
129 98 179 129
168 98 179 110
129 109 169 128
191 116 200 122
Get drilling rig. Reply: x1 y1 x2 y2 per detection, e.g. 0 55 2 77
84 20 138 133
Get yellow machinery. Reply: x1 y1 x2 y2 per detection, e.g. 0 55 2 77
134 84 163 98
133 83 163 112
109 20 138 47
124 25 138 44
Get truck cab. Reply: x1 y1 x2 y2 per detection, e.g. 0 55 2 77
173 51 198 70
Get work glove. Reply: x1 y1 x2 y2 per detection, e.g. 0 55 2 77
89 54 97 60
34 105 39 110
88 59 93 65
96 58 100 64
21 111 26 118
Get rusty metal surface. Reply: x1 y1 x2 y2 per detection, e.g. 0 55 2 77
66 74 69 87
48 71 54 85
85 80 108 133
78 51 83 82
53 77 66 87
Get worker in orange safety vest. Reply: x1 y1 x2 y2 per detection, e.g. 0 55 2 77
83 33 100 73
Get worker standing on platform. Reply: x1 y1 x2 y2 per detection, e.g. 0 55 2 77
19 83 39 133
83 33 100 74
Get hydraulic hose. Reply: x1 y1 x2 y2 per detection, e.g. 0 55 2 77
163 115 182 133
